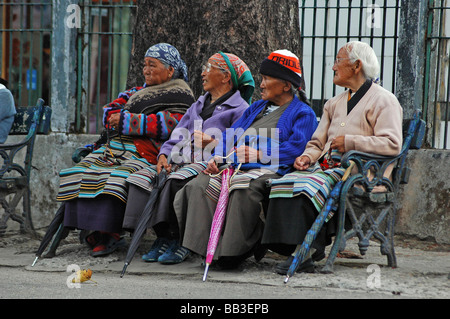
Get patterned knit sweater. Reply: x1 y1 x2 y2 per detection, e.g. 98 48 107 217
102 80 195 163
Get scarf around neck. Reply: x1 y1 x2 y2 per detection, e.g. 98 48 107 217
124 79 194 115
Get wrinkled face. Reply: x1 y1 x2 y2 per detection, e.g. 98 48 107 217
201 58 229 92
143 57 172 86
260 75 288 102
332 47 355 88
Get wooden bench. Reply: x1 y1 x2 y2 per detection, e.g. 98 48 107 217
321 109 426 273
0 98 52 235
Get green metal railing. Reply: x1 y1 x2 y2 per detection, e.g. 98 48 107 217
424 0 450 149
76 0 136 133
0 1 52 107
299 0 401 117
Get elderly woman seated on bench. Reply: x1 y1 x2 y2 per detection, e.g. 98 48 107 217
262 41 403 275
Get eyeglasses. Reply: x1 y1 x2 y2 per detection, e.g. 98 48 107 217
334 57 352 65
201 62 227 73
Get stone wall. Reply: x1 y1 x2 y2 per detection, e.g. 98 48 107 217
396 149 450 244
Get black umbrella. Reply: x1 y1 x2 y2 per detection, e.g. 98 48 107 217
31 203 68 266
120 169 168 277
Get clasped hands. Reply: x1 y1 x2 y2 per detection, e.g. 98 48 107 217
107 113 120 130
156 131 219 174
294 136 345 170
203 145 262 175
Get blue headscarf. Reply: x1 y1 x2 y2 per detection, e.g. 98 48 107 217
145 43 189 82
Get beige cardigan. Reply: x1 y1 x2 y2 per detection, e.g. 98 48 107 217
303 83 403 165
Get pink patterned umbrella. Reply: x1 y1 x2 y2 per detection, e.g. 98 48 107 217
203 166 235 281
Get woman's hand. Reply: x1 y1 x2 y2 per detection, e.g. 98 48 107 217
108 113 120 130
203 157 220 174
156 155 172 174
193 130 218 149
330 136 345 153
236 145 261 163
293 155 311 170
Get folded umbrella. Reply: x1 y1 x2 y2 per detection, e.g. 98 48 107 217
31 203 67 266
202 166 234 281
284 161 355 283
120 169 167 278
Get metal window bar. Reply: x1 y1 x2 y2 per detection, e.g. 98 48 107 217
0 1 52 107
76 0 135 133
425 0 450 149
299 0 401 118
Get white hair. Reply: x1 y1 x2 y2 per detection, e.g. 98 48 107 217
160 61 180 80
343 41 380 83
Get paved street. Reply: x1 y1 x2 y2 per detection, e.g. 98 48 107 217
1 230 449 308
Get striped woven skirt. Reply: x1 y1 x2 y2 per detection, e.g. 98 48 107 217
268 163 345 213
57 136 152 203
156 161 268 202
125 161 209 193
57 136 155 232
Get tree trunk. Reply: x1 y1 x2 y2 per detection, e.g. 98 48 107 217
127 0 303 101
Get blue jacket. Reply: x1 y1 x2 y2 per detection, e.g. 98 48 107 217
219 96 318 175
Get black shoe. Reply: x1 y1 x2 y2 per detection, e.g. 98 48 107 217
80 230 102 249
91 234 126 257
253 243 268 262
217 256 245 270
312 248 326 262
275 255 315 275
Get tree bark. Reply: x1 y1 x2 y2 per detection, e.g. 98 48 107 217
127 0 303 101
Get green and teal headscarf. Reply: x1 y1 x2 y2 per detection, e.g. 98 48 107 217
209 52 255 104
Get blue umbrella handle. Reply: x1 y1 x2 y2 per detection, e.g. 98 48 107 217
285 161 355 283
284 204 332 283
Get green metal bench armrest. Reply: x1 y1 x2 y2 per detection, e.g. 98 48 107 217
0 98 51 180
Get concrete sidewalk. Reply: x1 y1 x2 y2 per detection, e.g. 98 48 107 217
0 230 449 299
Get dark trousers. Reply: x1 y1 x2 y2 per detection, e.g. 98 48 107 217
262 195 337 256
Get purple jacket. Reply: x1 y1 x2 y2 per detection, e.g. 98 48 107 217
158 90 248 159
